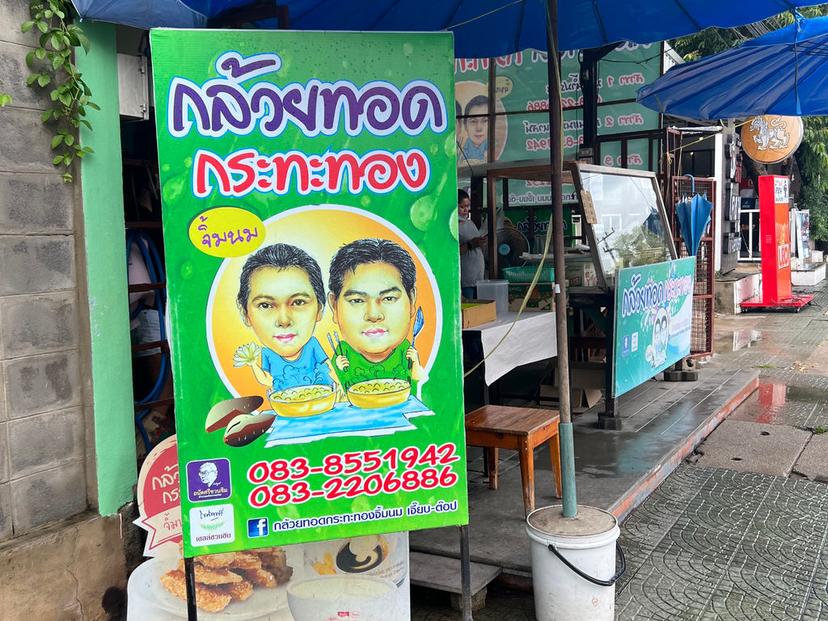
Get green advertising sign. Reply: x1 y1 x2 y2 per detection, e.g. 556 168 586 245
150 29 467 557
613 258 695 397
455 45 663 204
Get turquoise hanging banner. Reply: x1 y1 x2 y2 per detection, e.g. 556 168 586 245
613 258 695 397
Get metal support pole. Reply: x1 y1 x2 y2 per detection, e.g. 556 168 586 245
598 299 621 429
460 525 473 621
579 44 618 163
185 556 198 621
545 0 577 518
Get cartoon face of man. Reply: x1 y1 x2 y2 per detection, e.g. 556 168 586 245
198 462 219 487
464 107 488 147
243 266 323 361
331 262 415 363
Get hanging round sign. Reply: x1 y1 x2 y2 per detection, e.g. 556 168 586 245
741 115 804 164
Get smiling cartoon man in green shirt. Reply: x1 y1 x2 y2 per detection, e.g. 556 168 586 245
328 238 426 394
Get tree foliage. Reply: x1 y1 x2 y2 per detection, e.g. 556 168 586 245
671 6 828 240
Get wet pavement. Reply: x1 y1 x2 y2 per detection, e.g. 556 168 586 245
409 367 758 573
617 281 828 620
617 466 828 620
412 280 828 620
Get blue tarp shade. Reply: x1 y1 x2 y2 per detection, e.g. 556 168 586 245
71 0 206 29
71 0 825 58
638 14 828 121
675 181 713 256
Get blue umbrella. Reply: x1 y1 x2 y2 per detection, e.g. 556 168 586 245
638 14 828 120
71 0 206 29
675 178 713 255
71 0 825 57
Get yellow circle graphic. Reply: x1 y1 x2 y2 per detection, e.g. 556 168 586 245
189 206 266 258
207 205 441 402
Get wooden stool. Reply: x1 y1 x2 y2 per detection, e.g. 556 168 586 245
465 405 562 516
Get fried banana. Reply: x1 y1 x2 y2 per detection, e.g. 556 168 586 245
177 560 244 584
271 565 294 585
221 579 255 602
197 552 238 568
160 570 232 613
233 567 277 588
231 551 263 570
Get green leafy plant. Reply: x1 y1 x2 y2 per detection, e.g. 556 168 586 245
22 0 95 182
795 118 828 242
0 94 12 107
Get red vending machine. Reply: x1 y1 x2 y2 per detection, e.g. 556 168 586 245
742 175 813 310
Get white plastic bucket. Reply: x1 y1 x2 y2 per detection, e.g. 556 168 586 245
526 505 621 621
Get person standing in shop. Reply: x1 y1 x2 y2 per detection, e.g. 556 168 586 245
458 189 486 299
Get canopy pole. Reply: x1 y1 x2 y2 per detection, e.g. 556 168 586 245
545 0 577 518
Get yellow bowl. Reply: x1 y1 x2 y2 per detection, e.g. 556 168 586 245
347 379 411 410
269 384 336 418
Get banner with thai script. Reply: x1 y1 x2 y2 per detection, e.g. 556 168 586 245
134 435 182 557
613 258 695 397
150 29 466 558
455 44 663 204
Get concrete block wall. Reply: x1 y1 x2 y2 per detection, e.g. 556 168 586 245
0 0 88 540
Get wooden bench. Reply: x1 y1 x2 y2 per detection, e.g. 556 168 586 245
465 405 562 516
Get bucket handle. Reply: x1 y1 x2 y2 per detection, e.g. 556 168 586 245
546 542 626 587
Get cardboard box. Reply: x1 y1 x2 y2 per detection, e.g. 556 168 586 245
539 384 602 412
461 300 497 328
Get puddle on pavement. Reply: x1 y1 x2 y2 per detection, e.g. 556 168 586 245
786 385 828 403
714 329 762 354
729 381 827 425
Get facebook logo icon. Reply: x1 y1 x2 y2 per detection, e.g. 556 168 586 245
247 518 269 538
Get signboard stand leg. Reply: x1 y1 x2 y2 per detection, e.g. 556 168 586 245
460 525 473 621
184 557 198 621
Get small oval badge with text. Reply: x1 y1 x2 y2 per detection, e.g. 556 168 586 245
189 207 265 258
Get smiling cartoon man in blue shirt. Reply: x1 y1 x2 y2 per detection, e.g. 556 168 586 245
235 243 334 393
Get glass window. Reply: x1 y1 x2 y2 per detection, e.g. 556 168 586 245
577 169 673 283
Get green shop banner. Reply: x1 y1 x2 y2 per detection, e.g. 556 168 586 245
150 29 467 557
613 258 695 397
455 45 663 204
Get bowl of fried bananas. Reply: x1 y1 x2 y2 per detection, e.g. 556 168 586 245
268 384 336 418
346 379 410 410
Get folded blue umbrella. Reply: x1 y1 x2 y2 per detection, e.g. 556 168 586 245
675 178 713 256
639 14 828 120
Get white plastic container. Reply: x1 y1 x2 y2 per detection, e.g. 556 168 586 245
475 279 509 315
287 575 398 621
526 505 620 621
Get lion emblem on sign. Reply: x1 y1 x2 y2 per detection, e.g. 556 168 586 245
749 116 790 151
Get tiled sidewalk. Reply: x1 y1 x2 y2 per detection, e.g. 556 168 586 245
617 466 828 620
413 280 828 619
